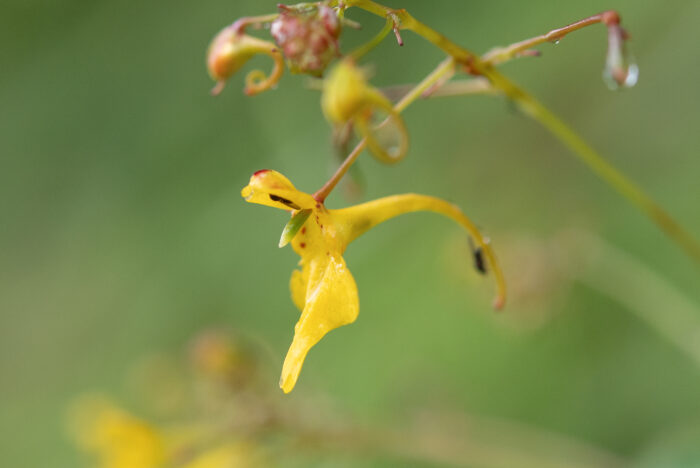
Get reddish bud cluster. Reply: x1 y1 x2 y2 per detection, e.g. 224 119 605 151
271 5 341 76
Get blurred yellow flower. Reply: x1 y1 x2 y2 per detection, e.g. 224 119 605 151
69 397 165 468
321 58 409 163
242 170 506 393
69 396 266 468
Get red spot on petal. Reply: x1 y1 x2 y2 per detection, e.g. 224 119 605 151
315 203 321 208
253 169 270 177
300 242 306 248
301 227 306 234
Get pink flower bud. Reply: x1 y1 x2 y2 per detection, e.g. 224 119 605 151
270 5 341 76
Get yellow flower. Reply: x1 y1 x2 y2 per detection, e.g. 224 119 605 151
321 58 409 163
207 25 284 96
242 170 506 393
68 397 166 468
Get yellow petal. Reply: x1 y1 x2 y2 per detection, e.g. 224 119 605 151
280 255 359 393
241 170 316 211
321 58 369 124
289 266 307 311
333 194 506 309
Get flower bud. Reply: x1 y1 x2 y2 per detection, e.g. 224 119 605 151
322 59 409 163
321 58 372 124
603 23 638 90
207 26 283 96
270 5 341 76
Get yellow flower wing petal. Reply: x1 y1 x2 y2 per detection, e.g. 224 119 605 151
280 254 359 393
289 265 307 311
241 170 316 211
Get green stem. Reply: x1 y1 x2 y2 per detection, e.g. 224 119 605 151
349 17 393 60
381 77 494 102
394 57 455 112
505 87 700 262
289 411 625 468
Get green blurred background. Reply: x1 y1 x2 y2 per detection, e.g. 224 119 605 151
2 0 700 466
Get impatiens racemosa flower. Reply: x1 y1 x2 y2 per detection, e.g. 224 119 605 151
322 58 409 164
242 170 506 393
207 24 284 96
69 397 165 468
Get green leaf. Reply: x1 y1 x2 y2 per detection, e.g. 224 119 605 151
279 209 312 248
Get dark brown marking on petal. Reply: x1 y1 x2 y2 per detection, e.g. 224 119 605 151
269 194 301 210
301 227 306 234
300 242 306 248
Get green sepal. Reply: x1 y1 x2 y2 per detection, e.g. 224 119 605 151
279 209 312 248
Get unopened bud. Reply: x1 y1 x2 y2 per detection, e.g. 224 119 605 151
321 58 373 124
271 5 341 76
322 59 409 164
603 23 638 90
207 26 283 96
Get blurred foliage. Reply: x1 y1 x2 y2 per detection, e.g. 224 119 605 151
1 0 700 466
